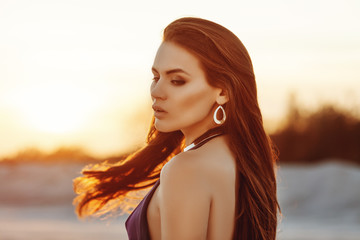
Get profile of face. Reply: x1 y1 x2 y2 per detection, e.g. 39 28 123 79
151 41 228 134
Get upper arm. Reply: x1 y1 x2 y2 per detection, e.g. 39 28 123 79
159 154 212 240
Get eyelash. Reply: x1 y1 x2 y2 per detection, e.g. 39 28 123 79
171 79 185 85
152 77 186 86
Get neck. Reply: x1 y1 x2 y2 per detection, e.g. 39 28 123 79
182 103 221 145
182 122 217 146
183 124 224 147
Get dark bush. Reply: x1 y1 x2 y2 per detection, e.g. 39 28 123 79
271 101 360 165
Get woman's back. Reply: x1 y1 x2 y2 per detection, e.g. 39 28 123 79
147 135 236 240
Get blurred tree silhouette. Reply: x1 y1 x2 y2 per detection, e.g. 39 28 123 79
271 95 360 165
0 147 99 164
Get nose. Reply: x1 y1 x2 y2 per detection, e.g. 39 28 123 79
150 79 167 101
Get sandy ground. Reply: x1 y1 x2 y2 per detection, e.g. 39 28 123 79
0 161 359 240
0 205 127 240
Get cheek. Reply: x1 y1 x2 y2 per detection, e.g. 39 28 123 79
176 86 214 116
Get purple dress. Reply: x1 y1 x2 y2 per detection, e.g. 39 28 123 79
125 180 160 240
125 129 224 240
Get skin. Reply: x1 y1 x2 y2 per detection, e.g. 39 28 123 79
150 41 227 145
147 41 236 240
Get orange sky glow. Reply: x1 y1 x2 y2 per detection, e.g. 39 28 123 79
0 0 359 158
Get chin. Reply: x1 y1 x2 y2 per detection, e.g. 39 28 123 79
154 119 179 133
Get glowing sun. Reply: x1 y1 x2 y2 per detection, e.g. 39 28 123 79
15 83 98 134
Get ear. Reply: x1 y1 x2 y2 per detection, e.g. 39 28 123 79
215 88 229 105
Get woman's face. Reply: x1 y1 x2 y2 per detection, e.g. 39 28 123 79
151 41 223 134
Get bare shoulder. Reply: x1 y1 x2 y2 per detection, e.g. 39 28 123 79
160 135 236 195
160 149 207 192
192 135 237 188
157 135 236 239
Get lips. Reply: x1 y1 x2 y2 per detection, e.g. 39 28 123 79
152 105 167 113
152 105 167 118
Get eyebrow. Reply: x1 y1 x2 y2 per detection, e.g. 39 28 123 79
151 67 190 76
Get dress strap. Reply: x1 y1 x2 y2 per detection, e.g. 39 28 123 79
184 127 225 152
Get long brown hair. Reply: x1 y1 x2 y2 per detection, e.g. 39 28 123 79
74 17 279 239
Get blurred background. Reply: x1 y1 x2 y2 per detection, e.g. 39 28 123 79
0 0 359 239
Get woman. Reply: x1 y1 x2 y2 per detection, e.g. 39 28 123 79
74 17 279 240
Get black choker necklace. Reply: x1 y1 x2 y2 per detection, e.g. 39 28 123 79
183 128 225 152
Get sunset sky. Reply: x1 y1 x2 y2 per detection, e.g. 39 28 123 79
0 0 359 158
